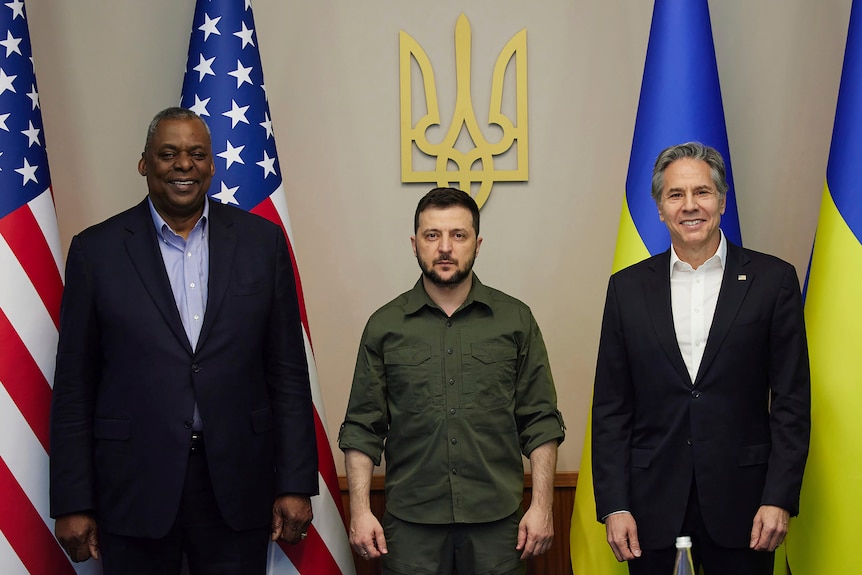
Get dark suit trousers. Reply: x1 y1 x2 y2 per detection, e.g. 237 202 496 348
627 477 774 575
99 435 270 575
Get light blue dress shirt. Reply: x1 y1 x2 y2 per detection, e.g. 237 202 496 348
148 198 209 429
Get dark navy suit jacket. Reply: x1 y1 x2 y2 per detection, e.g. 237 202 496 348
591 241 810 549
50 198 318 538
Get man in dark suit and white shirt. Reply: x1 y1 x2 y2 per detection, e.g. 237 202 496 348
591 142 810 574
49 107 318 574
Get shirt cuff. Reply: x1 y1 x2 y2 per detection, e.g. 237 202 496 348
601 510 631 522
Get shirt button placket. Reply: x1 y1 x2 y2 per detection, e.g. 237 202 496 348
443 315 461 516
443 316 459 411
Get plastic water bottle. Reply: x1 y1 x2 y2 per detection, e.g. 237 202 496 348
673 536 695 575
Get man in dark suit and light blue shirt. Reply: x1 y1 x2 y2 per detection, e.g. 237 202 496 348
49 107 318 574
591 142 810 574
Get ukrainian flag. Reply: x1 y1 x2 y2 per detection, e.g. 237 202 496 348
785 2 862 573
570 1 742 573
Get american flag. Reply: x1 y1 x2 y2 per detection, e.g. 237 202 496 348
0 1 98 573
179 1 355 574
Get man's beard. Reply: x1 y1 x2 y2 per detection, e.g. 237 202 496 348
417 251 476 288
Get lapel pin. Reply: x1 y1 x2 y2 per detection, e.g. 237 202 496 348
738 274 747 281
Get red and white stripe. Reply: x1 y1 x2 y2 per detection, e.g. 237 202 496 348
253 186 355 575
0 188 100 574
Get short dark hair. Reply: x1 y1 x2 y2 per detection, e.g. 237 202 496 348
144 107 210 152
651 142 729 204
414 187 480 235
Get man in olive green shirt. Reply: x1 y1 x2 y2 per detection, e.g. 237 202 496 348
339 187 565 575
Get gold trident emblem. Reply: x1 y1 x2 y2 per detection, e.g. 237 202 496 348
400 14 528 209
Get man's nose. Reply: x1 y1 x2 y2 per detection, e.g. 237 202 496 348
173 152 193 170
682 191 698 210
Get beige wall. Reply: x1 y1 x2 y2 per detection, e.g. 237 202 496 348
26 0 850 475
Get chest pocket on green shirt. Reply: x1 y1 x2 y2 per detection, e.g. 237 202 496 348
383 344 435 414
463 343 518 408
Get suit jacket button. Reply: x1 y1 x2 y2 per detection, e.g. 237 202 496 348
184 419 194 429
691 389 701 398
192 364 200 373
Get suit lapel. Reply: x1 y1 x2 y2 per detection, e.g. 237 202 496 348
694 242 752 384
646 251 692 385
124 199 193 354
196 202 236 353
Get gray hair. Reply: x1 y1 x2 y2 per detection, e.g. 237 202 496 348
144 107 210 152
651 142 729 205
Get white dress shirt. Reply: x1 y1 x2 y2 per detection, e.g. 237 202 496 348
670 231 727 383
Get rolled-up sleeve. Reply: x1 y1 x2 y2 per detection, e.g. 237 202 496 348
338 322 389 465
515 313 566 456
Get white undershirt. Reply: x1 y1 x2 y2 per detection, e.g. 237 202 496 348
669 231 727 383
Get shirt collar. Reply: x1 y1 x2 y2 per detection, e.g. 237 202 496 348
148 196 209 241
670 229 727 276
403 274 493 315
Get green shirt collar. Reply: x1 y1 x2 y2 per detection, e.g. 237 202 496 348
403 274 493 316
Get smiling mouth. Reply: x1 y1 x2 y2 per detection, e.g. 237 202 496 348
681 219 705 227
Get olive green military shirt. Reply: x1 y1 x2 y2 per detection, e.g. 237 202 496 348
339 276 565 524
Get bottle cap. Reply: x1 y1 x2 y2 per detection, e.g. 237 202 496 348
675 536 692 548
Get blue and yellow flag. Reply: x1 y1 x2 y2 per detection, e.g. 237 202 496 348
785 2 862 573
570 1 742 573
